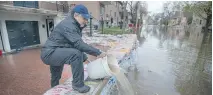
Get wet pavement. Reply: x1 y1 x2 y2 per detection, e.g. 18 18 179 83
127 25 212 95
0 48 50 95
0 44 109 95
0 25 211 95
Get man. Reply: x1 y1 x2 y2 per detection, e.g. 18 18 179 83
40 5 106 93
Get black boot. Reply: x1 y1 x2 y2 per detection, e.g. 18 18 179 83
72 85 90 93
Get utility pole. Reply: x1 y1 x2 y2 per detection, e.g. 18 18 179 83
139 7 143 35
135 2 139 34
135 2 141 40
101 15 104 34
89 12 92 36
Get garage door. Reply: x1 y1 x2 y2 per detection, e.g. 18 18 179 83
6 21 40 50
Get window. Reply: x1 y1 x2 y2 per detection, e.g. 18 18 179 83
70 4 76 7
200 20 202 24
196 19 199 24
13 1 39 8
100 6 104 16
114 12 116 17
45 1 56 3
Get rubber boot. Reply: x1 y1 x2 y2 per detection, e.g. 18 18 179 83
72 85 90 93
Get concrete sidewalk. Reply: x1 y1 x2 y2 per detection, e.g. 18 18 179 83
43 34 138 95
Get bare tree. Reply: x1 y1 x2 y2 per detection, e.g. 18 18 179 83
162 2 174 25
139 2 148 29
161 1 185 25
121 1 128 33
127 1 135 24
126 1 147 38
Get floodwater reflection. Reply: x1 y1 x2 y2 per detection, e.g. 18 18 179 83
127 25 212 95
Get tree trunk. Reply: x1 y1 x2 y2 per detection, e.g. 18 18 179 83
204 14 211 33
135 5 140 39
122 1 127 33
138 12 143 36
204 2 212 33
135 11 138 31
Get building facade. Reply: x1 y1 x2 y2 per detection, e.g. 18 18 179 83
104 1 122 27
68 1 122 28
0 1 69 52
0 1 122 53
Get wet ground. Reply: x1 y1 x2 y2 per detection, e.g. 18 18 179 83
0 25 211 95
127 25 212 95
0 44 109 95
0 49 50 95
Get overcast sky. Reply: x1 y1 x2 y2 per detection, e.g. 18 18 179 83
147 1 165 13
126 1 165 15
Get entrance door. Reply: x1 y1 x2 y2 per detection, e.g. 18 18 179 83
6 21 40 50
46 19 54 37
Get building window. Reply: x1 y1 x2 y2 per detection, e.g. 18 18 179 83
70 4 76 8
45 1 56 3
196 19 199 24
13 1 39 9
114 12 116 17
200 20 202 25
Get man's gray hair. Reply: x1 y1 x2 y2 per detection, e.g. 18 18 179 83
74 12 82 17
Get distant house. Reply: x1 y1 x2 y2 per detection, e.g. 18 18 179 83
68 1 111 28
168 11 185 26
191 13 206 27
183 11 206 27
104 1 122 27
168 11 207 28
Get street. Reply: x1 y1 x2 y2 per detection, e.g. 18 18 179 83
0 1 212 95
127 25 212 95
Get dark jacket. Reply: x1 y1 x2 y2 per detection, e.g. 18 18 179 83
41 12 101 61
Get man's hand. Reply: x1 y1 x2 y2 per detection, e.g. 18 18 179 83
97 52 107 58
84 60 90 64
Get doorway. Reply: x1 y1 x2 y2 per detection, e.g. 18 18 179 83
46 19 54 37
5 20 40 50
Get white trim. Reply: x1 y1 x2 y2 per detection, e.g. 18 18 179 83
0 20 10 52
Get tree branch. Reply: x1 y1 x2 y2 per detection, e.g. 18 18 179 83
192 7 207 20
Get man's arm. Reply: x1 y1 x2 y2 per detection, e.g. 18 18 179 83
61 27 101 56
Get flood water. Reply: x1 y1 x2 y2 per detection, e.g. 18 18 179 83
127 25 212 95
